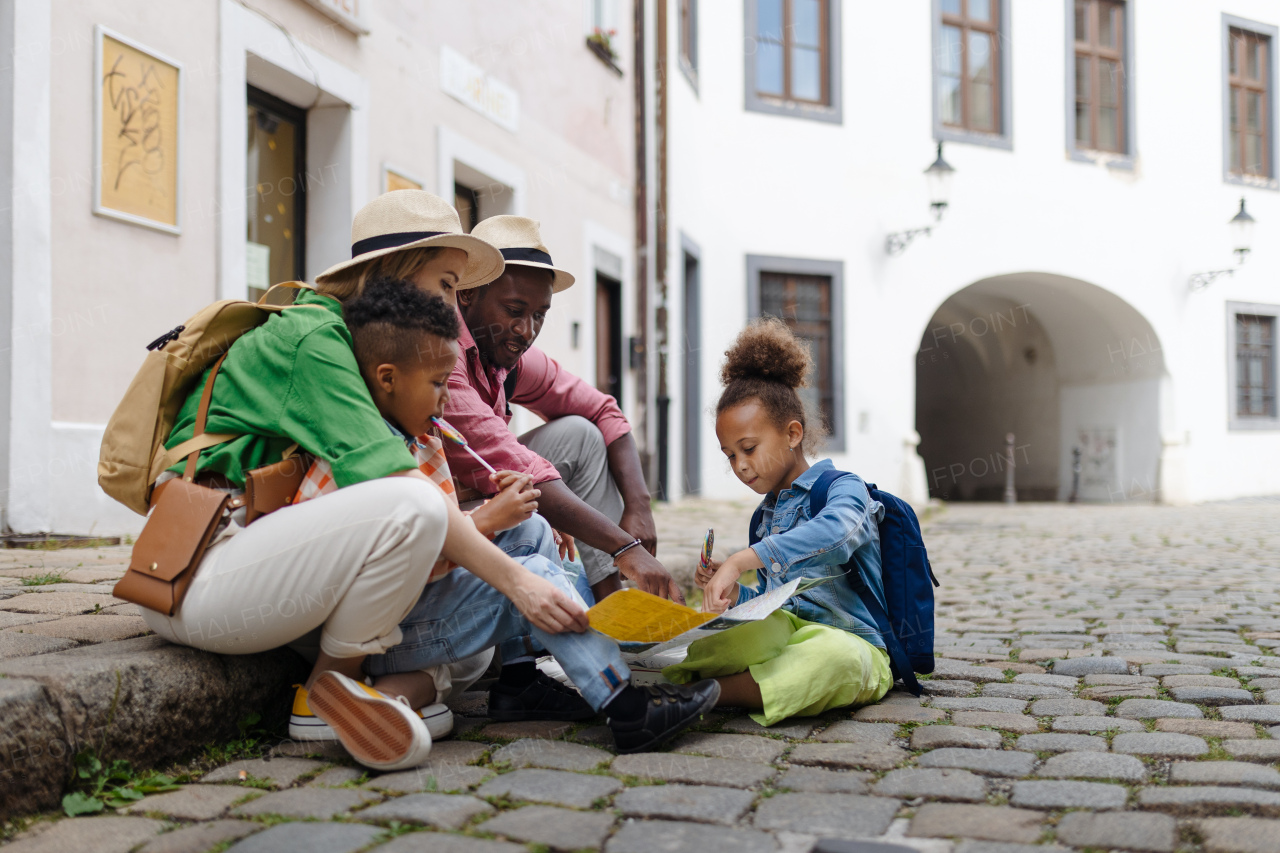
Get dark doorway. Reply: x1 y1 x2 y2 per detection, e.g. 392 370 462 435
595 273 623 403
682 246 701 495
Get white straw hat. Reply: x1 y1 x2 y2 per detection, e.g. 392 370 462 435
470 216 575 293
315 191 504 288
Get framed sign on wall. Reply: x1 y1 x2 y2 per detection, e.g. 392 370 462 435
383 164 425 193
93 26 182 234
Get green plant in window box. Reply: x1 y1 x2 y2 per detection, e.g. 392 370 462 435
587 27 619 62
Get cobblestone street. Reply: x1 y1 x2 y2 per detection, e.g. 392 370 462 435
4 498 1280 852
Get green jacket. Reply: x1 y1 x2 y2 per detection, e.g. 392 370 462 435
164 289 416 488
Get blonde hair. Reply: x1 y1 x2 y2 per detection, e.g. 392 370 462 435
316 247 445 302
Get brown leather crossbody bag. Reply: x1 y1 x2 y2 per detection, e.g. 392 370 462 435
114 356 310 616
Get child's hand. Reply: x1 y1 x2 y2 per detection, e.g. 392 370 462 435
471 471 539 535
702 564 740 613
694 558 720 590
553 529 577 562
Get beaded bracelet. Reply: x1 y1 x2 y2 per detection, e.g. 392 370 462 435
610 538 643 562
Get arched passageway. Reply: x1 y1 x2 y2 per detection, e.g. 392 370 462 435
915 273 1165 503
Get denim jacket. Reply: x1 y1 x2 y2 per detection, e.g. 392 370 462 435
738 459 888 648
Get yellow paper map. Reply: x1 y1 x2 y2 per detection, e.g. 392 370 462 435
587 588 717 643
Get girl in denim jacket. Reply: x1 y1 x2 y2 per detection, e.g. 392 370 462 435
663 319 893 725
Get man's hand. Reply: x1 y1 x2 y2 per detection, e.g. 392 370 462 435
616 547 684 604
619 502 658 556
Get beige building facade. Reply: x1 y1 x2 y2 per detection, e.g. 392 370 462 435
1 0 642 535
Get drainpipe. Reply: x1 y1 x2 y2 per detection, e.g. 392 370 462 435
632 0 652 490
654 0 670 500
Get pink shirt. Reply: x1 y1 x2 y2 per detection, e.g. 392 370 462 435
444 318 632 494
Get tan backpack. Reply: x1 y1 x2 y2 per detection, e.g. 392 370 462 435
98 283 322 515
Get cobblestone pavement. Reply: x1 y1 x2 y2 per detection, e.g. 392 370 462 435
5 499 1280 852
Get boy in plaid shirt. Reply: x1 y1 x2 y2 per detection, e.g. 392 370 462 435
289 278 591 742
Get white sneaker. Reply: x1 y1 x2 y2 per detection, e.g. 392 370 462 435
289 684 454 741
305 671 433 771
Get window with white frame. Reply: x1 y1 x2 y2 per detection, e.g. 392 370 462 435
1228 302 1280 429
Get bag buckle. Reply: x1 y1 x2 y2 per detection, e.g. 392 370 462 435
146 325 186 351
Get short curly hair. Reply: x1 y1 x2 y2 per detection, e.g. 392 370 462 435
343 276 461 372
717 317 826 452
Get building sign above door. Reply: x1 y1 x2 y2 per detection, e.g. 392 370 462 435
302 0 371 35
439 45 520 133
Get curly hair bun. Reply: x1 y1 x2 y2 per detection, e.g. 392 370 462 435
720 317 812 389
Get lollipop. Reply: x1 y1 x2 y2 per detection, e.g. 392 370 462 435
699 529 714 570
431 416 498 475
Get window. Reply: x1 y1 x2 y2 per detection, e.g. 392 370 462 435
245 87 306 301
1073 0 1126 154
679 0 698 85
1228 303 1280 430
1228 27 1272 178
745 0 842 123
938 0 1000 134
1238 314 1276 419
747 255 845 449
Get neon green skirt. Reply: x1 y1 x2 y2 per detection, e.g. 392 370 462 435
662 609 893 726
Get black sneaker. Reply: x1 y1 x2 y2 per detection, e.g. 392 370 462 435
488 671 596 722
608 680 721 754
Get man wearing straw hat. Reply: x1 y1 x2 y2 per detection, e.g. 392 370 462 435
447 215 681 605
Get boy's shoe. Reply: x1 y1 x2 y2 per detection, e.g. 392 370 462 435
289 685 454 741
488 671 596 722
609 680 721 754
305 671 433 771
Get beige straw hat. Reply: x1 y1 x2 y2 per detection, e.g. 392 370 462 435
315 191 505 288
470 216 575 293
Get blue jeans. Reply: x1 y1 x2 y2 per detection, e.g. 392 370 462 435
366 518 629 710
494 516 593 664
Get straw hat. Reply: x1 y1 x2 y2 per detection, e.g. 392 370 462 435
315 191 505 288
470 216 575 293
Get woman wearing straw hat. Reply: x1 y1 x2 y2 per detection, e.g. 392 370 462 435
147 192 606 771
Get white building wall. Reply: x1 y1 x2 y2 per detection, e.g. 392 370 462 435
8 0 636 535
666 0 1280 504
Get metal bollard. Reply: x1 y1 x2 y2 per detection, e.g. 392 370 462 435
1003 432 1016 504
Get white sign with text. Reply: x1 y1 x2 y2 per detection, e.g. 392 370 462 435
439 45 519 133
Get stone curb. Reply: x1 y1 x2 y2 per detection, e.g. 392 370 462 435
0 636 306 819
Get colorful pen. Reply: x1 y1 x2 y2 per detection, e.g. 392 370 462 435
431 416 498 475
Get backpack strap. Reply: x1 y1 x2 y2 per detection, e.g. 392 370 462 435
502 365 519 418
808 469 924 696
148 354 236 487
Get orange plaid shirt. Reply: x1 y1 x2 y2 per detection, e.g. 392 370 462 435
294 426 461 582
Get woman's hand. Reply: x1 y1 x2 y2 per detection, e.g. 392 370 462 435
694 558 720 590
702 564 741 614
508 571 590 634
470 471 539 535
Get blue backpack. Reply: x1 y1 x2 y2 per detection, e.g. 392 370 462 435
748 469 939 695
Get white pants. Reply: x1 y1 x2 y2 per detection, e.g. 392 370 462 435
144 478 447 660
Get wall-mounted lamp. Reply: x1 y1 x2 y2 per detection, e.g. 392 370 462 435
1189 197 1256 291
886 143 956 255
